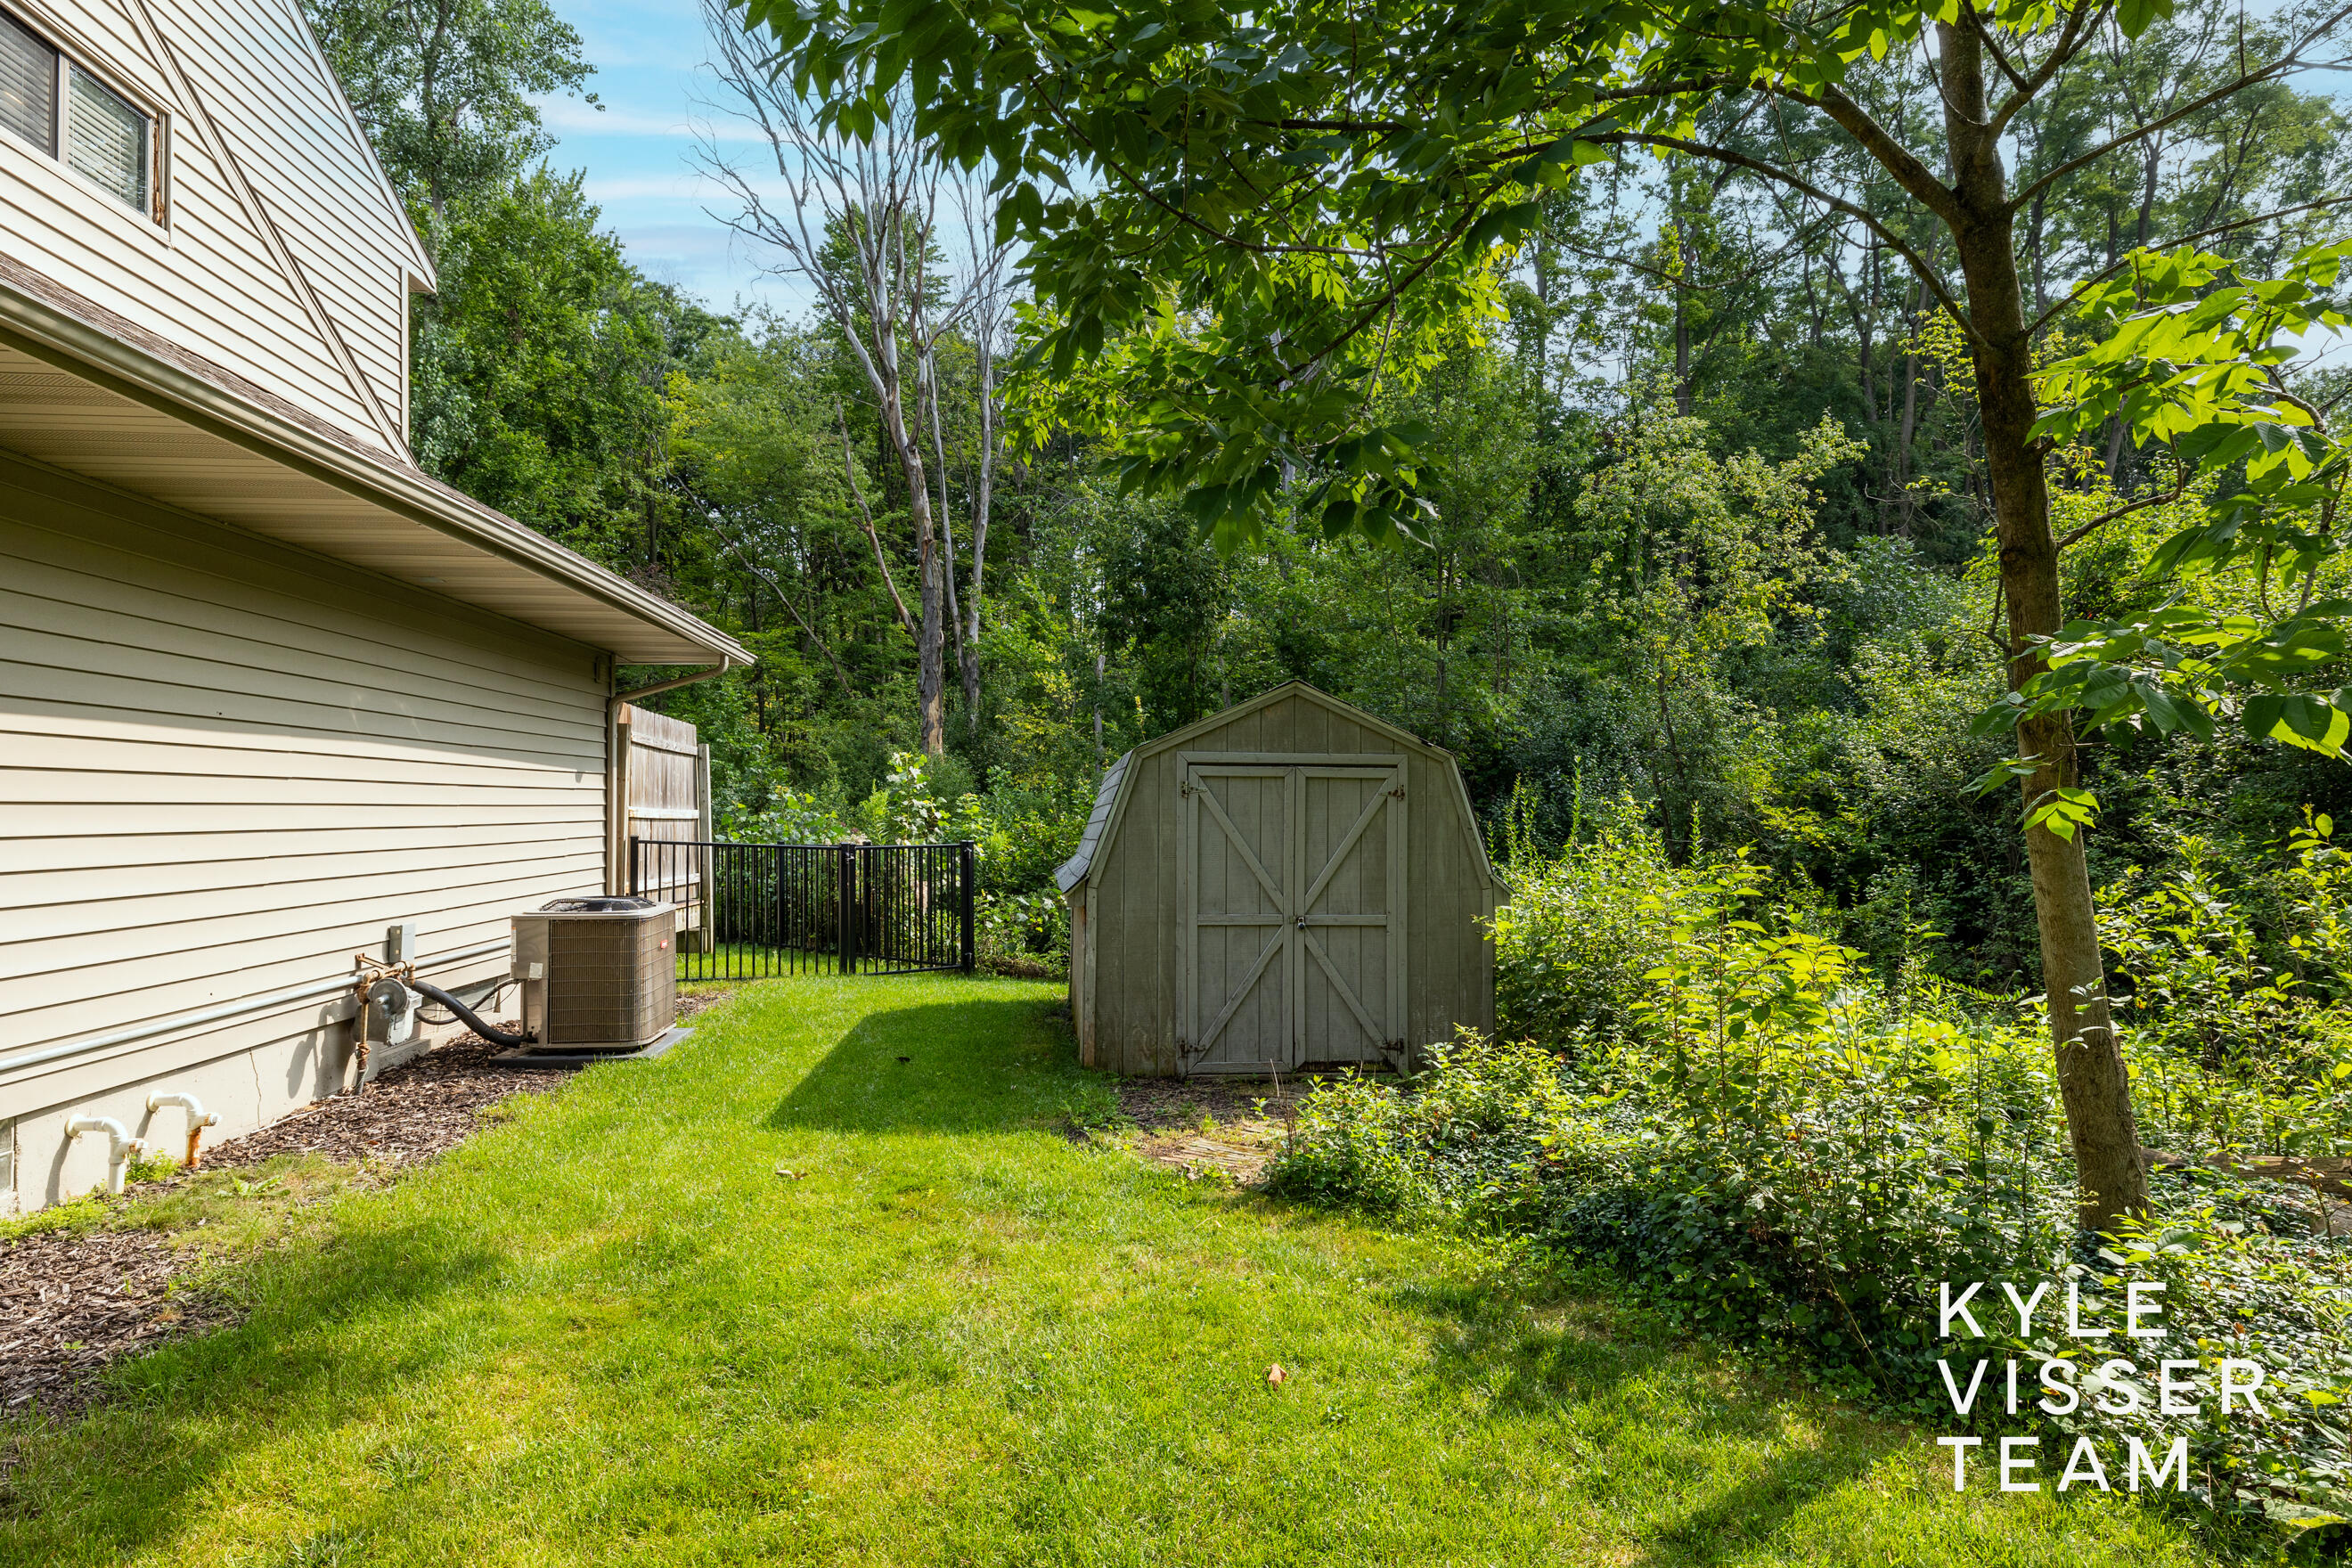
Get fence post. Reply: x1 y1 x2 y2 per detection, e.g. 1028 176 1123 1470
837 843 856 976
960 841 976 973
627 836 641 899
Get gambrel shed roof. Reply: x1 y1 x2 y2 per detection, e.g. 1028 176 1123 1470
1057 682 1499 897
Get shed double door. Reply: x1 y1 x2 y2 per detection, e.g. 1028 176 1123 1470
1178 753 1406 1074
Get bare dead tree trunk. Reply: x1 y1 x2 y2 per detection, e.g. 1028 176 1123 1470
960 259 1002 729
699 15 1007 758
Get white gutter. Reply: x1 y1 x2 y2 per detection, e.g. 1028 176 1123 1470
0 938 512 1077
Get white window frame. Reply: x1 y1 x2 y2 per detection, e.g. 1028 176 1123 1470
0 4 162 225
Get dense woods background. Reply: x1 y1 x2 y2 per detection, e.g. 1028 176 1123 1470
301 0 2352 990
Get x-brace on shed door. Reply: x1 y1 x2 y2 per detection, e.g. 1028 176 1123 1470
1177 753 1406 1075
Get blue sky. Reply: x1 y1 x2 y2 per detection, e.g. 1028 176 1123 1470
535 0 796 316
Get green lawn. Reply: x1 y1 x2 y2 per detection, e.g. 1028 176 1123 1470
1 977 2209 1566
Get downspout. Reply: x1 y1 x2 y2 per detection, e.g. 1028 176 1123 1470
608 657 737 896
66 1116 143 1196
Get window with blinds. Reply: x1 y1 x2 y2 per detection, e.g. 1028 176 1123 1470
0 10 55 157
67 66 143 210
0 11 156 220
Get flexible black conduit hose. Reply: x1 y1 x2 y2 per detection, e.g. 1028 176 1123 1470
413 980 534 1048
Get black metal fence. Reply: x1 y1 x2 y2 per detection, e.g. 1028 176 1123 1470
628 837 975 980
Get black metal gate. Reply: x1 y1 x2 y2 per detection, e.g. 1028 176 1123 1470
629 838 975 981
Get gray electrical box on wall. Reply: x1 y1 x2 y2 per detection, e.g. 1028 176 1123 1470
386 920 421 965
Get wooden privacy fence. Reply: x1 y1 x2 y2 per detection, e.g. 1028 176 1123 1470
608 703 713 944
628 838 976 978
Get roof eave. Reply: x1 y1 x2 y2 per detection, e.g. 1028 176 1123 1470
0 271 747 668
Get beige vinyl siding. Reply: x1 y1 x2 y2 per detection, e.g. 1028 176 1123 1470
145 0 417 421
0 89 383 446
0 0 415 451
0 448 608 1104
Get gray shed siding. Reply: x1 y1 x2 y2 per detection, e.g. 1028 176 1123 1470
1069 687 1496 1076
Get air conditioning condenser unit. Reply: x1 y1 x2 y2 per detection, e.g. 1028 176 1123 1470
510 898 677 1049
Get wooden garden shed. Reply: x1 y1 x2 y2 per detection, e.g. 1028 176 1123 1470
1057 682 1498 1076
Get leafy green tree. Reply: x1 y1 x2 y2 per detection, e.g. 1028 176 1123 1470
304 0 596 236
747 0 2352 1229
415 170 723 567
1569 404 1863 846
1988 241 2352 775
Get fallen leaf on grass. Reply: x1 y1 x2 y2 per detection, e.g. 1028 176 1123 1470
1267 1364 1286 1385
772 1164 805 1180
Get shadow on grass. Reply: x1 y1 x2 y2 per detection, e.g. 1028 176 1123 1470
1393 1272 1915 1564
1627 1439 1889 1568
2 1216 510 1556
764 995 1073 1135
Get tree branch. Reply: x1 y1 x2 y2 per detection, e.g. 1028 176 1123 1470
2008 4 2352 214
722 540 854 695
2056 470 2189 551
1777 82 1964 226
1588 131 1987 349
1985 0 2110 141
1961 3 2034 98
837 400 915 637
2024 192 2352 336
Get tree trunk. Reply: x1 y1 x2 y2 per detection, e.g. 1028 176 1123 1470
911 473 946 755
1937 20 2146 1232
963 340 997 729
880 380 948 757
1896 278 1923 538
1673 290 1693 415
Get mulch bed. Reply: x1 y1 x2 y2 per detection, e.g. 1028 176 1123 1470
0 1228 223 1421
1 993 730 1421
194 1030 575 1172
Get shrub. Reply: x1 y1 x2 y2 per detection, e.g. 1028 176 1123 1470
975 888 1070 978
1490 813 1700 1044
1268 845 2352 1526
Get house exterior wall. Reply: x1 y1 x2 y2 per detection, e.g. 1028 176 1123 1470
0 0 423 457
0 449 608 1211
1082 690 1496 1077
